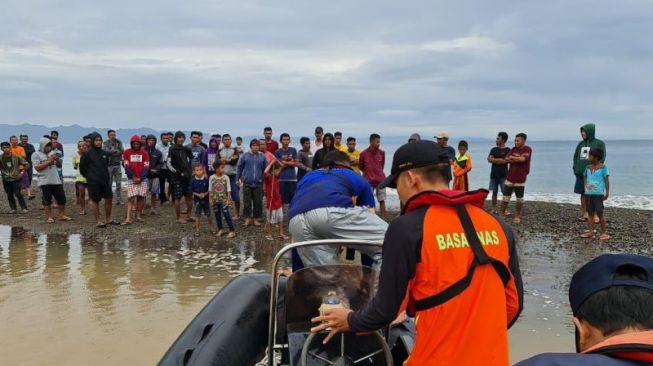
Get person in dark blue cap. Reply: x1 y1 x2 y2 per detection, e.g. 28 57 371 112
516 253 653 365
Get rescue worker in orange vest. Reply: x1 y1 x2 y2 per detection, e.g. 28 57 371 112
311 140 524 365
516 253 653 366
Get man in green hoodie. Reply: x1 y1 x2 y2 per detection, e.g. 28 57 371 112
0 141 29 213
573 124 606 221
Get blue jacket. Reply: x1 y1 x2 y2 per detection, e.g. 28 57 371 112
236 152 267 187
288 168 375 220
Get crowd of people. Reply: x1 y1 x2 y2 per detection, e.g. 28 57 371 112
0 124 611 240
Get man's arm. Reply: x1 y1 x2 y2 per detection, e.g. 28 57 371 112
358 151 366 173
17 155 30 170
79 154 88 177
236 155 245 181
501 222 524 328
604 175 610 200
348 213 422 331
33 155 55 172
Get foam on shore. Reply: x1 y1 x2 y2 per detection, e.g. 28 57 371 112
383 189 653 211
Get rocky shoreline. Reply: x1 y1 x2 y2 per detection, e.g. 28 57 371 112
0 182 651 253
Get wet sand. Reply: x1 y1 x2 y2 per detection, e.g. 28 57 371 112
0 183 651 365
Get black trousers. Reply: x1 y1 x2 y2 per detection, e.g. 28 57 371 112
3 180 26 211
242 185 263 219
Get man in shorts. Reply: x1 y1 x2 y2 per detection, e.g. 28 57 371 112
145 135 163 214
32 137 72 223
0 141 29 214
274 133 299 206
500 133 532 224
80 132 117 227
103 129 124 204
122 135 150 225
487 132 511 212
167 131 194 223
359 133 387 220
573 123 606 222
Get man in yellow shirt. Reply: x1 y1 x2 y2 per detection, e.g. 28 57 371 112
345 137 361 174
334 131 348 152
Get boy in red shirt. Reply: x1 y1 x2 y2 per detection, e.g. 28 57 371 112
500 133 532 224
122 135 150 225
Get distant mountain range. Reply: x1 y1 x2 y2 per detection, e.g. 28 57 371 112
0 123 166 144
1 123 519 144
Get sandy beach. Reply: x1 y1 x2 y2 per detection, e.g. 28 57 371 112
2 182 651 250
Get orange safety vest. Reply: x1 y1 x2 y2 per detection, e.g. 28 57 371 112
402 190 521 366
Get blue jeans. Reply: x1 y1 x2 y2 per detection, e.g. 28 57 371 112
489 177 506 194
213 203 235 230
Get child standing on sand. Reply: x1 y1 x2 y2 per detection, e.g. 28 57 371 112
453 140 473 191
581 148 610 241
209 160 236 238
264 158 288 241
190 164 215 237
72 141 88 215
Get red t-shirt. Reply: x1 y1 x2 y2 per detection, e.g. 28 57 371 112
265 140 279 154
359 148 386 187
506 146 532 183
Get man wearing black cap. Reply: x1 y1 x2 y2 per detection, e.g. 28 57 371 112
516 253 653 365
311 140 523 366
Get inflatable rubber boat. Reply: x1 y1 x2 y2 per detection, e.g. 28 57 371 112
158 240 415 366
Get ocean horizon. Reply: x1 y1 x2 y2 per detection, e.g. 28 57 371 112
49 139 653 211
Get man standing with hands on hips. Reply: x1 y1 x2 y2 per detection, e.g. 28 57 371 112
311 140 523 366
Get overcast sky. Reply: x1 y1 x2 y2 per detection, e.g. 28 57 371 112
1 0 652 139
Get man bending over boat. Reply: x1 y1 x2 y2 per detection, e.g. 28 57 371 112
288 151 387 268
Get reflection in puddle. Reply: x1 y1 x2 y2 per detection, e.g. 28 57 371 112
0 225 283 365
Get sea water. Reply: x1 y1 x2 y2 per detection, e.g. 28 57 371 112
59 139 653 210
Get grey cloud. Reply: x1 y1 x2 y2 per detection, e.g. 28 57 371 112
0 0 652 139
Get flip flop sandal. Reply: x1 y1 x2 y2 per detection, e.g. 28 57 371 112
512 217 521 224
194 231 200 237
120 221 131 226
279 234 290 240
265 235 274 241
577 217 588 222
599 234 611 241
107 221 120 225
136 217 144 223
96 223 107 228
59 216 72 222
46 218 55 224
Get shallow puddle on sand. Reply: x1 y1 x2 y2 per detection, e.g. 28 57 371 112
0 225 624 365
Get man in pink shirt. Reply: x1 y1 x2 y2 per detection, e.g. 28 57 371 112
359 133 386 219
